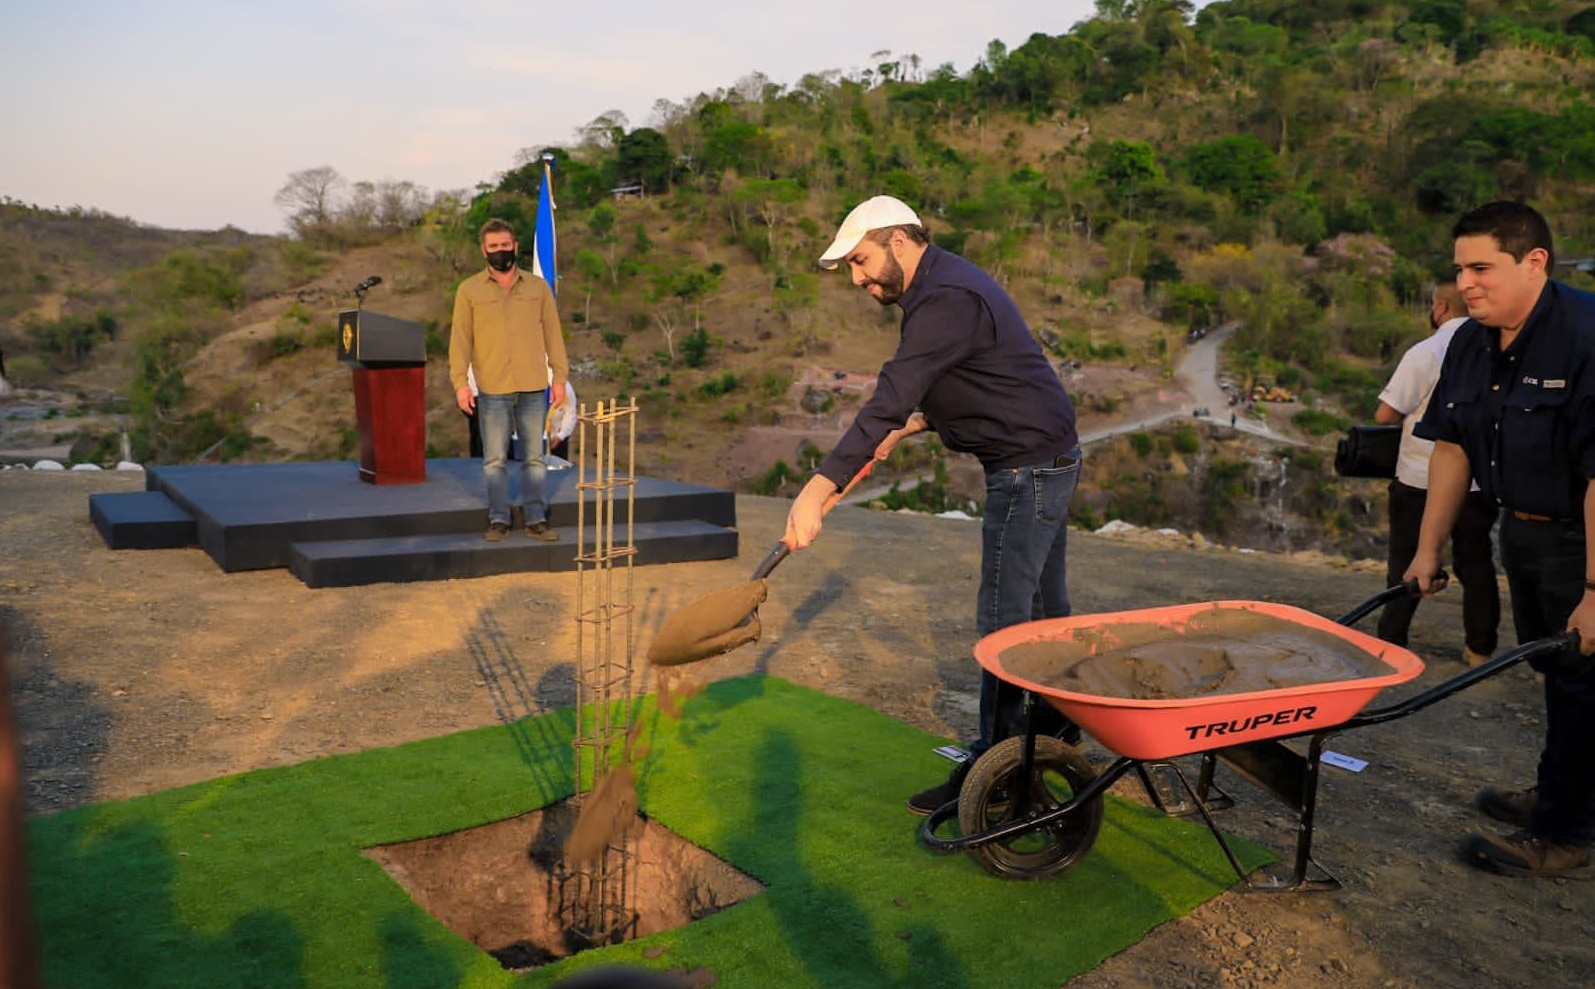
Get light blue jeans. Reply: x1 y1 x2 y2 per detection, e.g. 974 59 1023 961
477 390 548 526
973 450 1081 754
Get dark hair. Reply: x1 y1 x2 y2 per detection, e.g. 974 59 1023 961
866 224 930 248
1453 201 1555 269
479 217 517 243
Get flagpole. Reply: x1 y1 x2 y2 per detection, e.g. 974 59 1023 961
535 152 559 447
534 152 558 298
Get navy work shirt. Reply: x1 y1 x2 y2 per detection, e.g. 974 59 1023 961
1415 281 1595 519
818 245 1078 489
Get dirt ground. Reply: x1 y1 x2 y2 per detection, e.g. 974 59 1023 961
5 470 1594 989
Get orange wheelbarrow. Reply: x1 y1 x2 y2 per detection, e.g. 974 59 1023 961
919 580 1577 891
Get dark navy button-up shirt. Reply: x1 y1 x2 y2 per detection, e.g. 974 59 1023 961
1415 280 1595 519
818 246 1078 489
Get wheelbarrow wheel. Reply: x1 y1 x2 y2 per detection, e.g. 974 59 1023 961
957 735 1102 880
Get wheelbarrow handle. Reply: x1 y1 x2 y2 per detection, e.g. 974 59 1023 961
1549 627 1588 676
751 459 880 581
1345 629 1580 729
1335 569 1448 627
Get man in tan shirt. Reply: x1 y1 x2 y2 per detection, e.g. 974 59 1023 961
450 218 569 541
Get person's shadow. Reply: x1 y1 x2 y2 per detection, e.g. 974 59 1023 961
720 726 972 989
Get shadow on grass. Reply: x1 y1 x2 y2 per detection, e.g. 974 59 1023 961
725 726 971 989
31 816 312 988
33 812 479 989
381 909 465 989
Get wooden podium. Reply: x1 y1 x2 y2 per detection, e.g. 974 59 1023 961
337 309 427 485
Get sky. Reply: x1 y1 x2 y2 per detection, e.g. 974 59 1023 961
0 0 1106 235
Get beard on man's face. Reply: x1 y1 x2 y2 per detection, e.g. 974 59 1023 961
861 247 906 305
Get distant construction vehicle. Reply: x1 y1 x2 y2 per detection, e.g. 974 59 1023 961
1251 383 1297 403
1240 373 1295 403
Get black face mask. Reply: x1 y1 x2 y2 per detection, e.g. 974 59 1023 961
485 249 517 272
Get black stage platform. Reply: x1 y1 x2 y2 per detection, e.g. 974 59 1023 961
89 458 738 588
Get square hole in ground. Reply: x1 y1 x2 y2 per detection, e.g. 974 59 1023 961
365 800 764 970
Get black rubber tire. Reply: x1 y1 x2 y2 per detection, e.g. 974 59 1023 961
956 734 1103 880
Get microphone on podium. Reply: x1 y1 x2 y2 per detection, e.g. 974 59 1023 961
352 275 382 306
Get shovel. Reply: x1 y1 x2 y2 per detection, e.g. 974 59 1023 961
645 458 880 667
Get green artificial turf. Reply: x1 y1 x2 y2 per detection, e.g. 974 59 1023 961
26 676 1271 989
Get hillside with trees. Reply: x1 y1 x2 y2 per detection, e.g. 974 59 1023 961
4 0 1595 554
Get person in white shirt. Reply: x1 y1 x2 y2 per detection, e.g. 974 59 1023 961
1374 283 1500 664
547 381 577 462
463 365 485 458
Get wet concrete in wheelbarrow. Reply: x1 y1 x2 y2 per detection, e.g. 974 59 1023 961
1000 609 1394 700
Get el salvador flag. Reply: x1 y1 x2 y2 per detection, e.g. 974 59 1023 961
530 157 557 297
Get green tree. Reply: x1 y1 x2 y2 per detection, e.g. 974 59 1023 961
698 103 772 182
878 168 924 205
501 151 610 208
1412 154 1498 216
648 264 721 361
573 248 607 323
1571 6 1595 44
128 319 198 462
1184 134 1280 213
587 202 619 284
736 178 806 270
1086 139 1166 217
1167 282 1220 330
28 310 117 365
1141 251 1181 287
616 127 673 193
681 326 712 368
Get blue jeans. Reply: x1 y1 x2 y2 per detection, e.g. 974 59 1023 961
1499 514 1595 846
973 451 1081 754
477 391 548 526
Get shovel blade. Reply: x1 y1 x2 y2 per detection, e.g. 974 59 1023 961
646 579 769 667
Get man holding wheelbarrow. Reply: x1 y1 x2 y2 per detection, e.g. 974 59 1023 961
784 195 1083 816
1407 201 1595 879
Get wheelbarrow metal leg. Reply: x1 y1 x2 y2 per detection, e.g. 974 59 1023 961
1202 736 1342 892
1194 752 1236 811
1145 757 1341 892
1138 756 1237 817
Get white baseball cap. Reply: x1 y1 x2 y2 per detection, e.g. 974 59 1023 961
817 195 922 269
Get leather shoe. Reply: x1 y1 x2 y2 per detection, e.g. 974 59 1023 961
1461 829 1592 879
525 520 558 542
